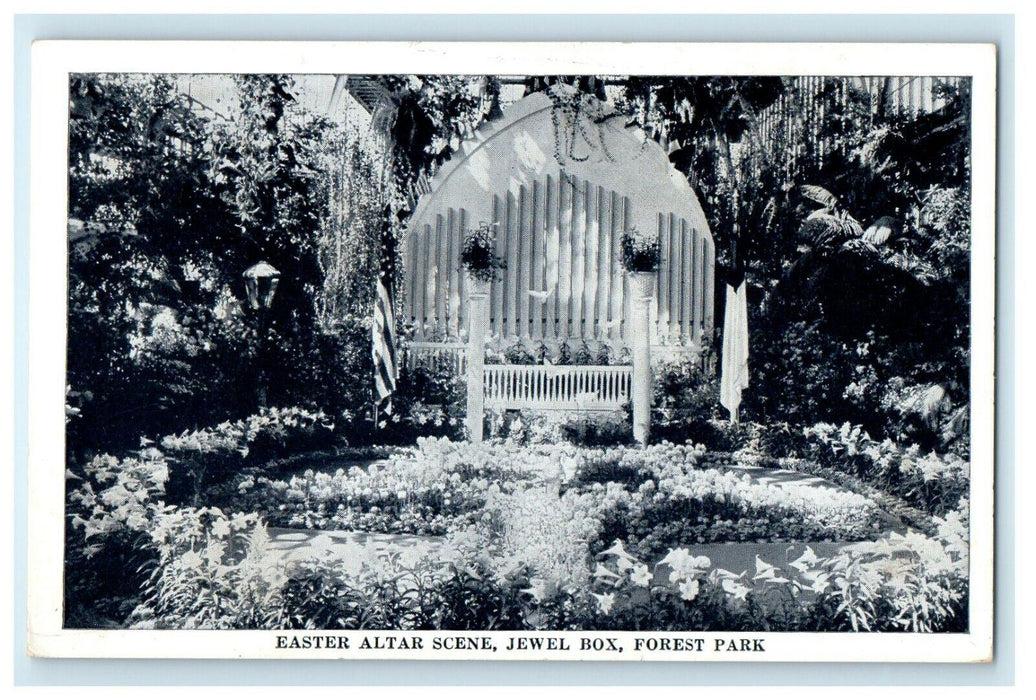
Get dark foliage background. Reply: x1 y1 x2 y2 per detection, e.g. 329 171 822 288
65 74 488 459
621 76 971 454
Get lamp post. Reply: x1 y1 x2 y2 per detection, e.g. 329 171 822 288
242 261 281 409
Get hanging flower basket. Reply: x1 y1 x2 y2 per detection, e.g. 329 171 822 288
461 221 506 284
619 226 661 273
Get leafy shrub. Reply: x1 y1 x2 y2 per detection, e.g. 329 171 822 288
652 357 715 412
866 376 970 455
289 317 377 443
650 358 751 449
65 406 336 623
375 361 466 444
132 509 286 629
64 449 171 625
278 541 463 630
755 421 807 458
159 406 335 503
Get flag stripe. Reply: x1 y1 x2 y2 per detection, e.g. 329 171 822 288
373 206 398 412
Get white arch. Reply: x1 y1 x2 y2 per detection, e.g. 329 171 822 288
408 91 713 247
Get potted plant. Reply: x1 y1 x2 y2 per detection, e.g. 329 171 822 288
461 221 506 294
619 226 659 298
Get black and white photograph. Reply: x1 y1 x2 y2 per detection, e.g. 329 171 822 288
26 41 996 661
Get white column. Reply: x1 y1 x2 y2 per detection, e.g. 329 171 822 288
466 276 491 442
627 271 656 445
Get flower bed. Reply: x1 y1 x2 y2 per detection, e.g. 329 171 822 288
585 512 968 632
229 437 572 534
66 422 966 632
227 439 887 555
127 503 968 632
578 444 887 558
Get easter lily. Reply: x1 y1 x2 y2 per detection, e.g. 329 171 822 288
630 563 653 587
678 578 701 601
599 540 636 572
788 545 819 573
591 592 616 615
721 578 751 600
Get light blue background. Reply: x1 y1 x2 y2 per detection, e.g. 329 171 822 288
12 13 1015 686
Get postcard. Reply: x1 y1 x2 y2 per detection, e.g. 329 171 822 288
27 40 995 661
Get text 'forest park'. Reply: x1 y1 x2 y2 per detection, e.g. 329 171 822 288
274 634 768 653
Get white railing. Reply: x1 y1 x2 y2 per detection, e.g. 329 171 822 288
651 344 704 367
406 342 467 375
483 364 632 411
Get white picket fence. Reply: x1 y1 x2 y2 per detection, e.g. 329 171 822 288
405 341 468 375
483 364 632 412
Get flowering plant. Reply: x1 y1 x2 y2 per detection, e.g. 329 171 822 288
588 517 968 632
461 222 506 283
133 508 282 629
619 227 661 273
803 421 969 517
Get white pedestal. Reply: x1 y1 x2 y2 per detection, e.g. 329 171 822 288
465 276 491 442
627 271 656 445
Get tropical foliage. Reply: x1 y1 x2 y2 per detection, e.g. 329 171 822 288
622 76 971 454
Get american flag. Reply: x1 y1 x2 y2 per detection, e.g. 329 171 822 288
372 204 398 415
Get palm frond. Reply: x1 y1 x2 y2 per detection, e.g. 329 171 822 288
840 238 879 255
799 212 856 249
863 216 897 245
916 384 951 428
800 184 839 209
838 210 864 238
883 250 938 285
941 405 969 444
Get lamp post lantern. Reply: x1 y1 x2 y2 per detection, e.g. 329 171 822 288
242 261 281 408
242 261 281 310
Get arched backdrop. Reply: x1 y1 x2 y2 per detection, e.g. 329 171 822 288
405 90 715 358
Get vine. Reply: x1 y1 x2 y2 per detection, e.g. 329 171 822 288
547 82 616 166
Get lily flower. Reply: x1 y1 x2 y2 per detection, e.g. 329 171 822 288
591 592 616 615
630 563 653 587
678 578 701 601
721 578 751 600
753 555 789 583
788 545 819 573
